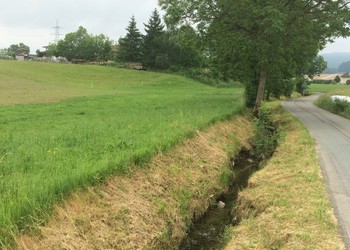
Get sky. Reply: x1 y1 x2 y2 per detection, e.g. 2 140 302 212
0 0 160 53
0 0 349 54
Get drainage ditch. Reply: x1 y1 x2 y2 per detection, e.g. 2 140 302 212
179 108 278 250
179 148 260 250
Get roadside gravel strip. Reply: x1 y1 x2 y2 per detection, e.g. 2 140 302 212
283 94 350 249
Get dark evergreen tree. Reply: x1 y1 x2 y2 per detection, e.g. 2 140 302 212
117 16 143 62
142 9 165 68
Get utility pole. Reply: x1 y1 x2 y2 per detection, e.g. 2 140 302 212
52 20 63 43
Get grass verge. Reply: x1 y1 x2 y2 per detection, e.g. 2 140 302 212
16 116 253 249
310 84 350 119
224 102 344 249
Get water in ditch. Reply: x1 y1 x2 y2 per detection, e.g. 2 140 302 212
179 149 260 250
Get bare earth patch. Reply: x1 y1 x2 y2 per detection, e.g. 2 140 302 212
16 116 253 249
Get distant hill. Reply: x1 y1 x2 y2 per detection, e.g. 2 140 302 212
320 52 350 73
338 61 350 73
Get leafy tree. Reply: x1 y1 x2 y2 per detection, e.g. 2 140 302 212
335 75 341 83
159 0 350 110
56 26 93 61
303 56 327 79
142 9 165 68
53 27 113 61
93 34 113 61
45 43 59 57
7 43 30 58
117 16 143 62
167 25 203 69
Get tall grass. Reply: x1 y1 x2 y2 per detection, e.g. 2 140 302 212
0 61 244 246
309 83 350 119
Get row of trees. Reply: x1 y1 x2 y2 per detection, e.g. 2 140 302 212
46 27 113 62
117 10 202 69
44 9 202 69
159 0 350 109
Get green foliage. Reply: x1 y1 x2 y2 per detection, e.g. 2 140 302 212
117 16 143 62
295 78 310 95
0 61 244 246
316 96 350 118
159 0 350 109
266 79 294 100
310 79 334 84
346 80 350 85
142 9 166 68
7 43 30 57
245 80 259 108
254 106 279 159
0 49 12 60
53 27 113 62
303 55 327 79
334 75 341 84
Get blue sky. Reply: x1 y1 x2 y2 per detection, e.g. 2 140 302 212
0 0 349 54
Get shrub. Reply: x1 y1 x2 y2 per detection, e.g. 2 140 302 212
254 106 279 159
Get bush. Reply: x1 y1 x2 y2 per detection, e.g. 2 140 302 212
295 77 309 95
254 106 279 159
316 96 350 118
310 79 334 84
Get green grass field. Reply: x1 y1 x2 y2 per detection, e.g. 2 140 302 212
0 60 244 246
309 83 350 94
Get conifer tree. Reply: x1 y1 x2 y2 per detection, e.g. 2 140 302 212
117 16 143 62
142 9 165 68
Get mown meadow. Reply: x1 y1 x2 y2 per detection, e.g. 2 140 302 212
0 61 244 246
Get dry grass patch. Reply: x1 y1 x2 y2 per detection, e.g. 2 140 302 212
225 104 344 250
16 116 252 250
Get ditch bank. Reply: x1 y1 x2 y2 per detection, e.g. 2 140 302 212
16 115 254 249
16 104 342 250
179 107 278 250
225 103 344 249
179 149 260 250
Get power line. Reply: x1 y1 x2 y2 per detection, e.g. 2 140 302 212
52 20 63 43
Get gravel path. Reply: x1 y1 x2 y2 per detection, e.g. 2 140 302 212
283 94 350 248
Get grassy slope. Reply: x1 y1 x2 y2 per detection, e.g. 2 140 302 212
0 61 244 246
224 103 343 249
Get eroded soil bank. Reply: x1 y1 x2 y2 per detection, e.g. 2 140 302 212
16 115 253 250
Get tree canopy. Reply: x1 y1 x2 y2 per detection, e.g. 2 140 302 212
159 0 350 109
117 16 143 62
142 9 166 68
7 43 30 57
47 26 113 62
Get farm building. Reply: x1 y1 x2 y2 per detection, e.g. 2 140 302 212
15 52 28 61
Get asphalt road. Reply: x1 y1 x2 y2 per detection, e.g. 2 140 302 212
283 94 350 248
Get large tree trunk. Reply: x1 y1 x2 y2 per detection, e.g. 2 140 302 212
254 70 267 113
